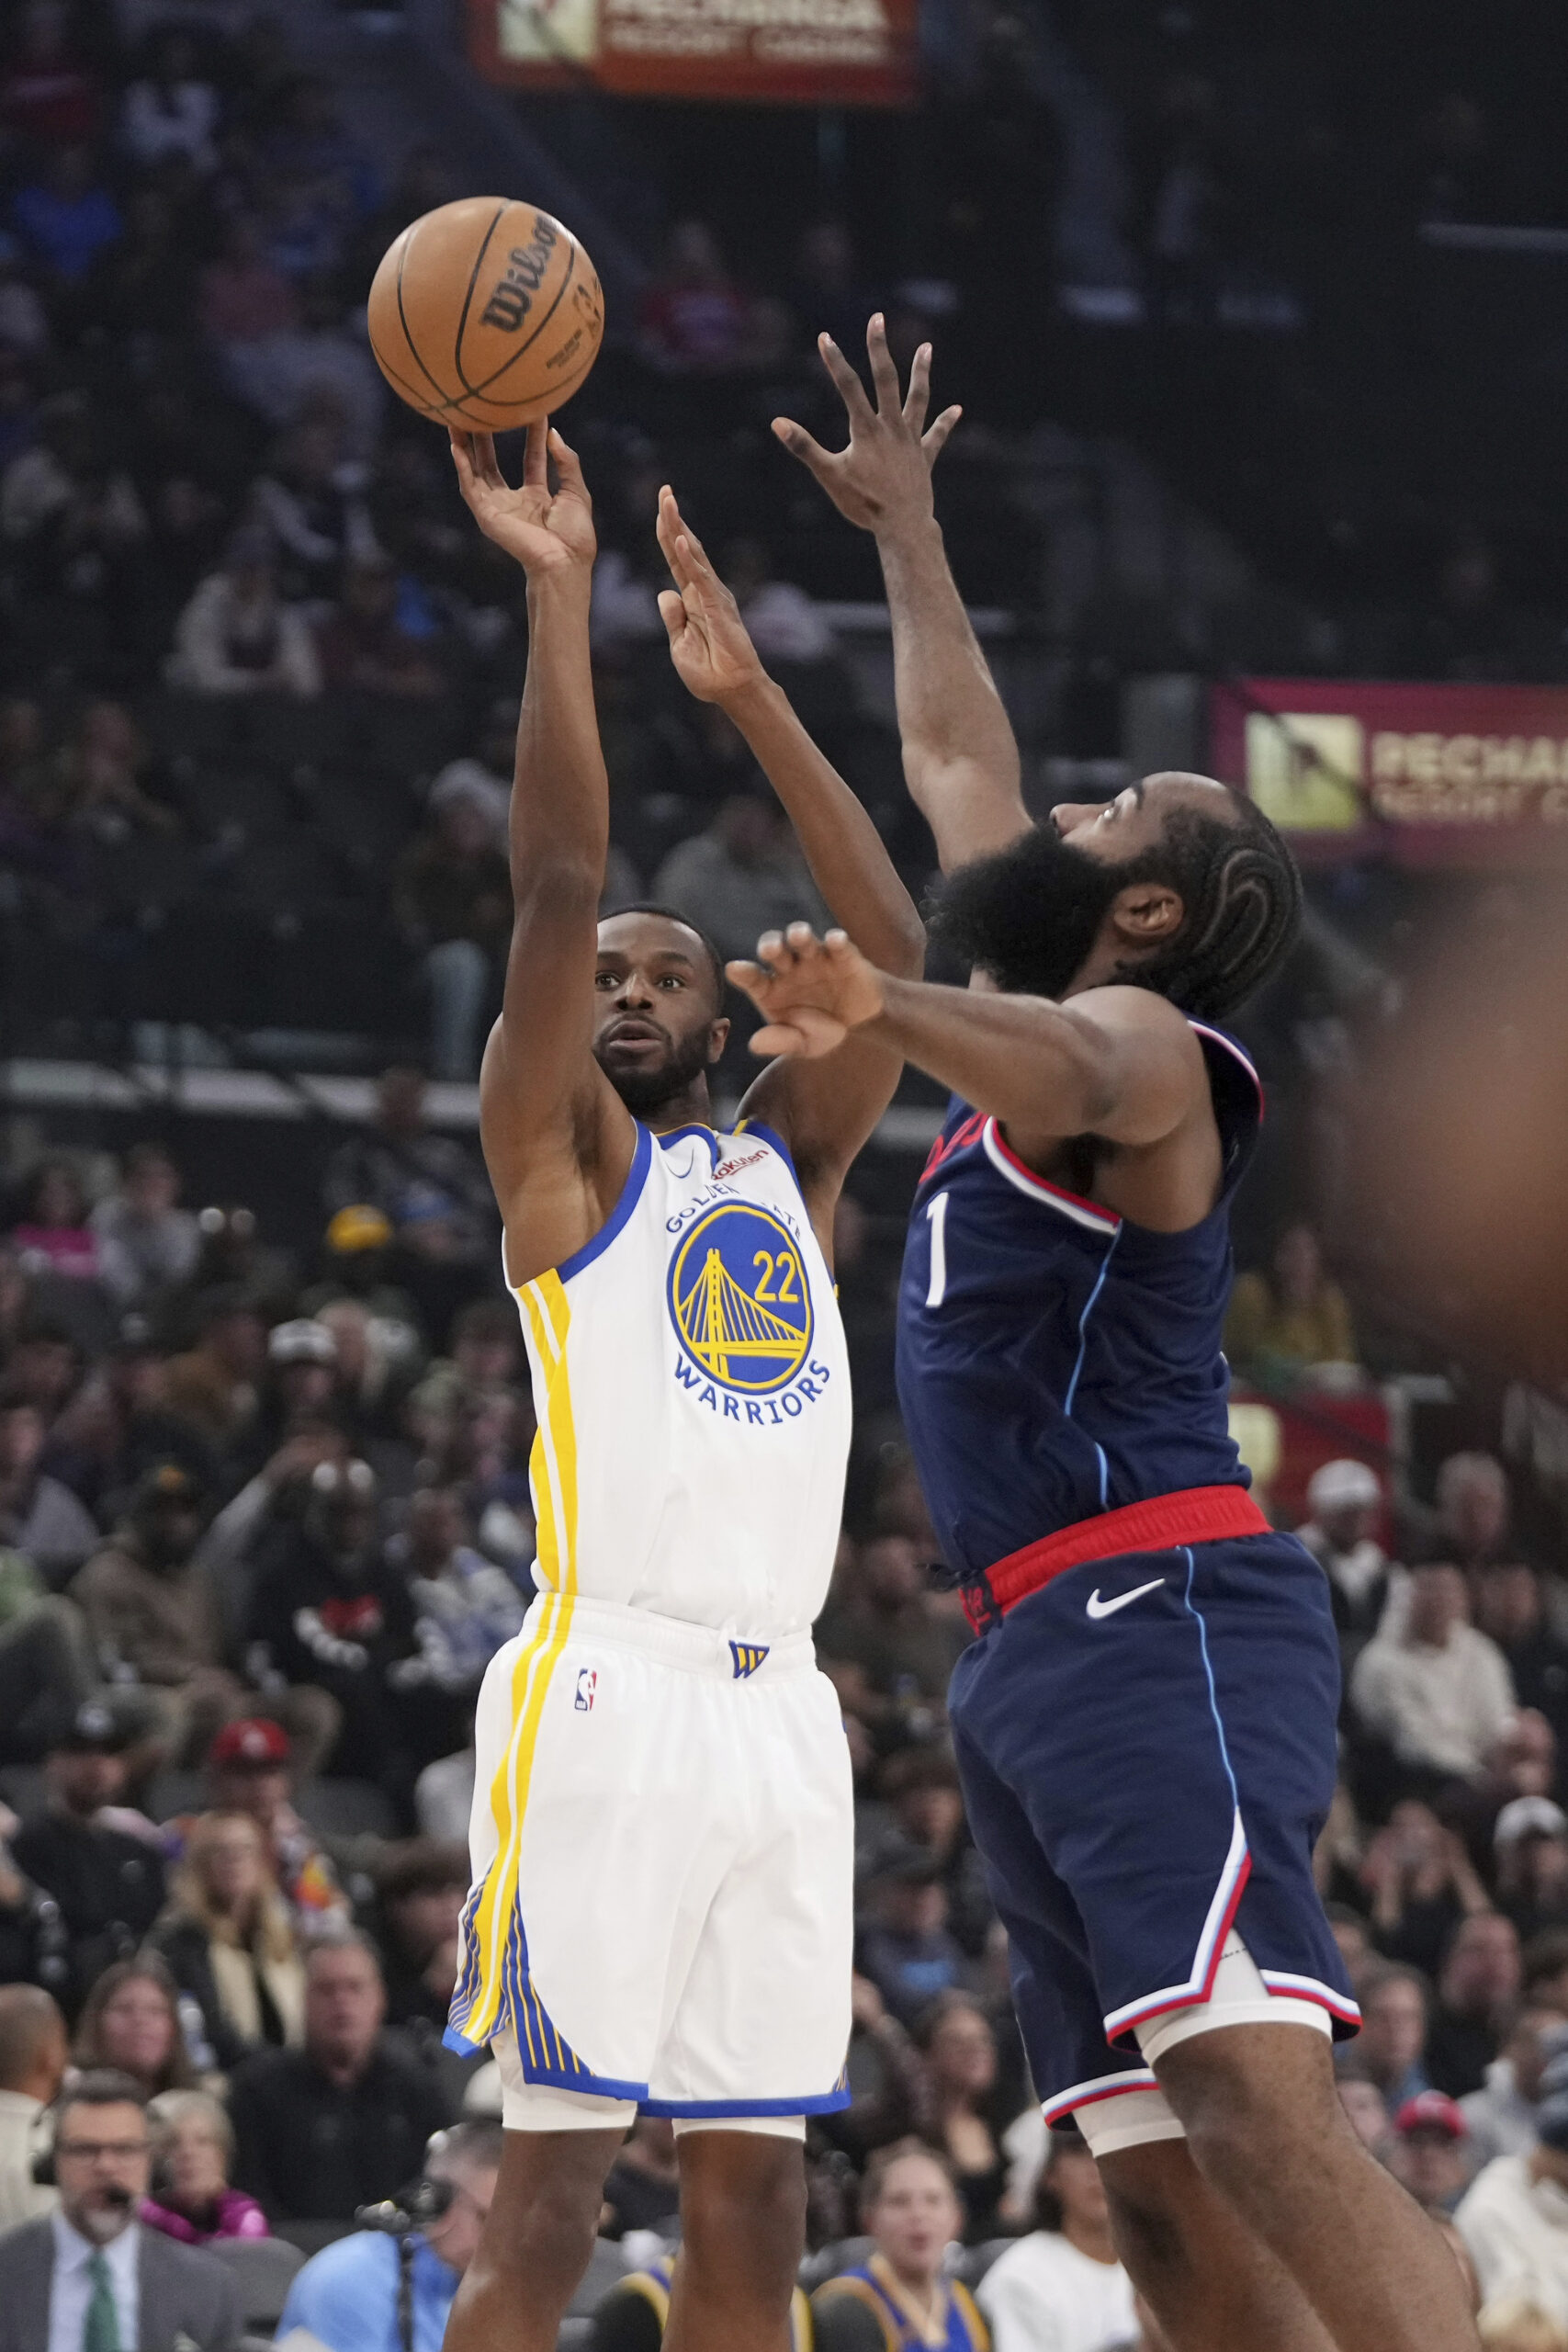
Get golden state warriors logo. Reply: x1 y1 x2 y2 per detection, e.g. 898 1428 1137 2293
668 1203 812 1395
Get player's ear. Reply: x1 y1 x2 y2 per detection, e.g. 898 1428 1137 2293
1109 880 1183 947
706 1017 731 1064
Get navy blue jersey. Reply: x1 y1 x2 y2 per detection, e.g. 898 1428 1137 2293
896 1023 1261 1584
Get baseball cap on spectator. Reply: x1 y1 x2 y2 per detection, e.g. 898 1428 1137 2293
268 1318 337 1366
325 1205 393 1254
1496 1797 1568 1849
1393 2092 1467 2142
53 1701 134 1756
129 1463 205 1518
1307 1459 1382 1514
209 1718 290 1771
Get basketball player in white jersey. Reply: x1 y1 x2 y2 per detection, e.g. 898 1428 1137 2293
436 414 932 2352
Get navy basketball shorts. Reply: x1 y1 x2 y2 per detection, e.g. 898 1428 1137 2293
949 1532 1359 2153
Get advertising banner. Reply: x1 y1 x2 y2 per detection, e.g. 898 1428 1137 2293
469 0 918 105
1211 677 1568 865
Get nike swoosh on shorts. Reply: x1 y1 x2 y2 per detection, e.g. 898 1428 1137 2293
1086 1577 1166 1620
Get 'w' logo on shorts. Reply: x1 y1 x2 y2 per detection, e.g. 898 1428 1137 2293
729 1641 770 1680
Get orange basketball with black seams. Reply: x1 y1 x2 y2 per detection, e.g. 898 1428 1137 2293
367 197 604 431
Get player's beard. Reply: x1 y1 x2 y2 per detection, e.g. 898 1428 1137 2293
595 1020 715 1116
928 820 1137 1001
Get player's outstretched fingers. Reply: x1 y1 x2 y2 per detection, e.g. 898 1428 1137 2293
903 342 932 435
523 417 550 487
656 587 686 646
865 312 901 413
818 333 876 421
771 416 836 484
547 426 587 496
924 404 963 459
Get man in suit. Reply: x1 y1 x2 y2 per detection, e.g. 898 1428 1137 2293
0 2069 237 2351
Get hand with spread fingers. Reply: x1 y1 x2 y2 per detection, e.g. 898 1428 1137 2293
447 418 595 577
727 922 886 1059
772 312 962 534
655 486 768 706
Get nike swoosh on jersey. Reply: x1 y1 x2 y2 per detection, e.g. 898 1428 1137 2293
1086 1577 1166 1620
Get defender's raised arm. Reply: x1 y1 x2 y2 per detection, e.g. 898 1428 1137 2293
773 317 1030 872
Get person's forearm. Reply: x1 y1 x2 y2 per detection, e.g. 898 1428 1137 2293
723 675 923 977
863 973 1108 1136
875 514 1029 868
511 571 607 891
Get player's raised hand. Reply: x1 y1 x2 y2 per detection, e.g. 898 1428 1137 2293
772 314 961 535
655 487 767 705
447 419 595 578
728 922 886 1058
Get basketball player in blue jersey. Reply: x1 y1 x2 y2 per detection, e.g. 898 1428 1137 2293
436 416 923 2352
741 322 1483 2352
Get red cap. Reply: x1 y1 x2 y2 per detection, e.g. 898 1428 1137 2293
1393 2091 1467 2141
209 1717 289 1769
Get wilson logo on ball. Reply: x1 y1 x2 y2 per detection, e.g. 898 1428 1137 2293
481 219 559 334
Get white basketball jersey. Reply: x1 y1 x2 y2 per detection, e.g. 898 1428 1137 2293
510 1117 852 1640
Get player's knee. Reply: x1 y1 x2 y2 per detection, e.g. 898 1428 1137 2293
680 2138 806 2291
479 2138 608 2287
1157 2027 1337 2194
1101 2165 1197 2295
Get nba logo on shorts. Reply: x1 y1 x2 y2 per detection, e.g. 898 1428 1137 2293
575 1668 597 1713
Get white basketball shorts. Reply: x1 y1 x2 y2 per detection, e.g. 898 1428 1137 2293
446 1591 854 2133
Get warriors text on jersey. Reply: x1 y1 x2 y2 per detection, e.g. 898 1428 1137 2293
446 1116 856 2122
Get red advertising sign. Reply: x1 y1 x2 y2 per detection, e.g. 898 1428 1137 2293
1211 678 1568 865
468 0 918 104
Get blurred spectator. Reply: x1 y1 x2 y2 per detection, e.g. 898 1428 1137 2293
1297 1457 1391 1659
857 1840 967 2027
244 1458 419 1785
50 698 177 841
1427 1914 1524 2099
818 1536 970 1725
318 553 444 697
233 271 385 455
1353 1962 1433 2107
88 1144 200 1308
1339 2073 1394 2163
324 1074 493 1280
911 1992 1008 2241
1463 2008 1568 2171
164 525 321 696
1224 1220 1359 1386
7 1159 101 1282
1 4 101 151
71 1462 248 1766
1438 1454 1522 1576
1478 2307 1568 2351
1500 1803 1568 1943
228 1934 454 2223
0 1395 101 1580
365 1837 468 2039
651 786 829 967
1392 2088 1473 2214
875 1747 993 1959
0 1984 66 2227
43 1311 209 1525
250 413 375 596
142 2087 269 2245
73 1954 197 2098
149 1808 305 2069
637 220 755 374
118 28 218 173
6 1321 82 1419
977 2131 1136 2351
198 211 298 350
1351 1560 1517 1789
1459 2049 1568 2323
788 219 876 357
600 2112 682 2239
175 1714 348 1930
10 1705 166 2012
394 1486 524 1713
1473 1572 1568 1762
9 144 121 286
393 793 511 1082
162 1287 265 1464
276 2117 502 2352
425 702 515 853
811 2141 987 2350
723 537 839 670
0 2070 237 2352
0 237 48 360
1359 1799 1490 1974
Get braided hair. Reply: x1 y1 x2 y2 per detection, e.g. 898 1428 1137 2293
1117 792 1302 1020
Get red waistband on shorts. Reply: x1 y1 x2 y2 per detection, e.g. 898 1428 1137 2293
961 1485 1272 1633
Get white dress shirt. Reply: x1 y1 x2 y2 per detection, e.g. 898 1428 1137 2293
1456 2154 1568 2320
48 2212 140 2352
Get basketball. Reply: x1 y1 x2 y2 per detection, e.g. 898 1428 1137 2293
367 197 604 432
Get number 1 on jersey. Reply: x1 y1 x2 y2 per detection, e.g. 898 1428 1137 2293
925 1191 950 1308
